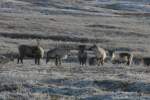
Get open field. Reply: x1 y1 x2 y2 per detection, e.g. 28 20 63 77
0 0 150 99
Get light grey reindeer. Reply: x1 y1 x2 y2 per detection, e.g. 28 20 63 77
17 39 44 65
109 50 133 66
46 47 70 66
90 44 107 66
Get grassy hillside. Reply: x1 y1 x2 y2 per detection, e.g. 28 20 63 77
0 0 150 100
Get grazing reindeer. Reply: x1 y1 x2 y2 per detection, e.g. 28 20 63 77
17 39 44 65
2 50 17 62
142 57 150 66
90 44 107 66
78 45 87 66
132 55 142 65
131 56 150 66
109 51 133 66
46 47 69 66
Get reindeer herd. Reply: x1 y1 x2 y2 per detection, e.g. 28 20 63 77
15 40 150 67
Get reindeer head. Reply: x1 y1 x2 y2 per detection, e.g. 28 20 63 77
89 44 98 51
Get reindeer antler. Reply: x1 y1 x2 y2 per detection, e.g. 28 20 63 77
36 39 41 46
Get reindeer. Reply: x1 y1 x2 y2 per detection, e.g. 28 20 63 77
78 45 87 66
46 47 70 66
141 57 150 66
89 44 107 66
17 39 44 65
109 50 133 66
130 55 150 66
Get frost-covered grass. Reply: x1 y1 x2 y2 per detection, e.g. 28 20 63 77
0 60 150 100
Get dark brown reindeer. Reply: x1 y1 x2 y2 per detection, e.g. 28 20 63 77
141 57 150 66
78 45 87 66
131 55 150 66
17 39 44 65
46 47 70 66
132 56 150 66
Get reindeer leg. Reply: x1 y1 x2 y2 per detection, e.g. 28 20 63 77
81 61 83 66
59 58 61 65
97 58 100 66
81 59 83 66
80 58 82 66
98 61 101 66
57 57 60 65
79 60 80 65
79 58 81 65
46 57 49 64
17 56 20 64
35 58 37 64
21 58 23 64
38 58 40 65
85 58 87 66
99 57 103 66
36 58 40 65
35 58 36 64
82 58 85 66
55 57 58 66
101 59 104 66
83 59 85 66
127 60 130 66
